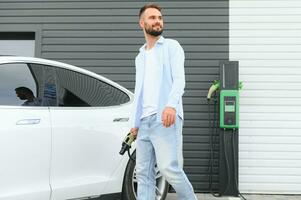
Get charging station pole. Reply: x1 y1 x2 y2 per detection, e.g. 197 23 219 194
218 61 239 196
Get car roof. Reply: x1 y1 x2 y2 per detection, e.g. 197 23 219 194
0 56 133 97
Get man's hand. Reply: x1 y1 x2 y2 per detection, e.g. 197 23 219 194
130 128 138 138
162 107 176 127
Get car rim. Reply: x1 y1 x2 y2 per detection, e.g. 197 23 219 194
132 164 167 200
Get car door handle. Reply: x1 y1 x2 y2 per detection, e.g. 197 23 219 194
113 117 129 122
16 119 41 125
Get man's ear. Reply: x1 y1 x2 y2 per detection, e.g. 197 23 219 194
139 18 144 29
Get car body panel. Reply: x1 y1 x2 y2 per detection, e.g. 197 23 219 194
0 106 51 200
49 106 131 200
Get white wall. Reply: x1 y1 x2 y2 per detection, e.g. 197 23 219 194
230 0 301 194
0 40 35 56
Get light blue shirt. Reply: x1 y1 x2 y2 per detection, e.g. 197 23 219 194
130 36 185 128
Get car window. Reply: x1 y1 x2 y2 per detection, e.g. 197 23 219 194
55 67 130 107
29 63 57 106
0 63 39 106
0 63 57 107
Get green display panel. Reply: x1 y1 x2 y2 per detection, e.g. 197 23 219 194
220 90 239 129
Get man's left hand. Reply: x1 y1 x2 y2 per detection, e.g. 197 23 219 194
162 107 176 127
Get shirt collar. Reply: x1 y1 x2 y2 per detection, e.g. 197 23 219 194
139 36 165 52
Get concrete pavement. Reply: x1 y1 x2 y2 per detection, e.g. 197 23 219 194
165 193 301 200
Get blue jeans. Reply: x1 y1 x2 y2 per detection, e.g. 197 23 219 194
136 114 198 200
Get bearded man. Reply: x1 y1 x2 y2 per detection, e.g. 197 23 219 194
129 3 198 200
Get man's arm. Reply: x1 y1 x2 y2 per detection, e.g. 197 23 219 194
162 40 185 127
166 40 185 108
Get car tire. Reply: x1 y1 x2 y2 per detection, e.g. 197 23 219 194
122 151 169 200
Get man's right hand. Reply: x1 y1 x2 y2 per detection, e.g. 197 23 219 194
130 128 138 138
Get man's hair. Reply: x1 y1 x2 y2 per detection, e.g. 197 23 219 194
139 3 161 18
15 87 34 96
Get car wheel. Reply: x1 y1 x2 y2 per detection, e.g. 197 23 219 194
122 151 169 200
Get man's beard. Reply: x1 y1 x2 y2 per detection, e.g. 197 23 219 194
145 24 163 37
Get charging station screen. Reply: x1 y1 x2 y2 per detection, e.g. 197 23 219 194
225 101 235 112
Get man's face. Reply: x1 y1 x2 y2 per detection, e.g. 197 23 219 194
140 8 163 37
16 91 26 100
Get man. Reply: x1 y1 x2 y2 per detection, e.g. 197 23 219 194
130 3 198 200
15 87 40 106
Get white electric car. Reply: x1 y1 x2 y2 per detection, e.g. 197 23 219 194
0 56 169 200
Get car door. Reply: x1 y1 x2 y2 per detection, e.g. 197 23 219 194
0 63 51 200
48 66 131 200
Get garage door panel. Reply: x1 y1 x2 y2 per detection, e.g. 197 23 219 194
231 0 301 193
240 97 299 106
240 120 301 128
240 136 301 144
240 167 301 175
240 159 301 168
240 183 301 194
239 151 301 159
240 113 301 121
241 82 301 90
239 128 301 136
240 175 301 184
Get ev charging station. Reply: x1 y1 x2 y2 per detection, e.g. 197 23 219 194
207 61 245 199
